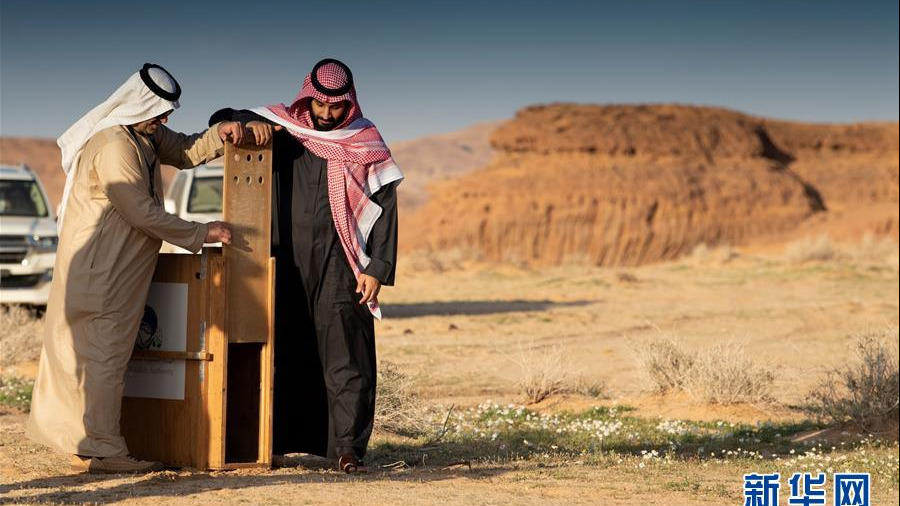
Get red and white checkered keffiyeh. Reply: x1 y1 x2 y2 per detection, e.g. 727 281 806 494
251 60 403 319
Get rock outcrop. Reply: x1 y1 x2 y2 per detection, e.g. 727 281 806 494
404 104 898 266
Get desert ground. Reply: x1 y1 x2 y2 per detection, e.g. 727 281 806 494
1 238 898 505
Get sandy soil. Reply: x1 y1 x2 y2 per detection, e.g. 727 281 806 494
380 251 898 413
1 248 898 505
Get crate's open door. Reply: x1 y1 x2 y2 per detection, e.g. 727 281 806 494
221 139 275 468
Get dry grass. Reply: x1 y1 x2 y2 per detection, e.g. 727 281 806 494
0 306 44 368
633 336 774 404
782 234 899 268
615 271 639 283
688 243 739 265
512 341 571 404
783 235 839 263
633 336 695 393
509 342 606 403
848 235 900 270
685 342 775 405
375 361 430 437
572 376 608 399
805 328 900 428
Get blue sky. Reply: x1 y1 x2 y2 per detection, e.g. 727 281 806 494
1 0 897 142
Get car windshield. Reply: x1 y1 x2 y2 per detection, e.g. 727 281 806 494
187 176 223 213
0 180 49 217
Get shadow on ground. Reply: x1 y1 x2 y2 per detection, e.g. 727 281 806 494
0 463 506 505
381 300 595 318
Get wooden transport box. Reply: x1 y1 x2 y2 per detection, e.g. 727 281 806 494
121 140 275 470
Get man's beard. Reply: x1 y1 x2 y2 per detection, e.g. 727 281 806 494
313 111 347 131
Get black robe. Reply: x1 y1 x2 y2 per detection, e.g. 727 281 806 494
210 109 398 459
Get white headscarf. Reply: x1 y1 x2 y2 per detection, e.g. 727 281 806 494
56 64 181 229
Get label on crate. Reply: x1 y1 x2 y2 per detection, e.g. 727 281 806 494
124 282 188 400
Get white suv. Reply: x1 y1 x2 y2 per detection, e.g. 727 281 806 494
161 161 224 253
0 164 57 307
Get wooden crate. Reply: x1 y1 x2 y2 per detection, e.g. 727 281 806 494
121 140 275 469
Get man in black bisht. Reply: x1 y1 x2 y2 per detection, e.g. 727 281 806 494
210 58 403 473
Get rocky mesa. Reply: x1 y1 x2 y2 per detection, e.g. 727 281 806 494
403 104 899 266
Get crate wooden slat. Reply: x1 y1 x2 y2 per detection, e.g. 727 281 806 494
205 251 228 469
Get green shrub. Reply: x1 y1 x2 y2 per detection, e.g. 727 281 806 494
0 375 34 411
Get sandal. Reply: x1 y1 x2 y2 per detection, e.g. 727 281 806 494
338 453 368 474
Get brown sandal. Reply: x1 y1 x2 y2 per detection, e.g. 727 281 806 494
338 454 368 474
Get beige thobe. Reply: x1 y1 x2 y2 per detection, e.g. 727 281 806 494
26 123 224 457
